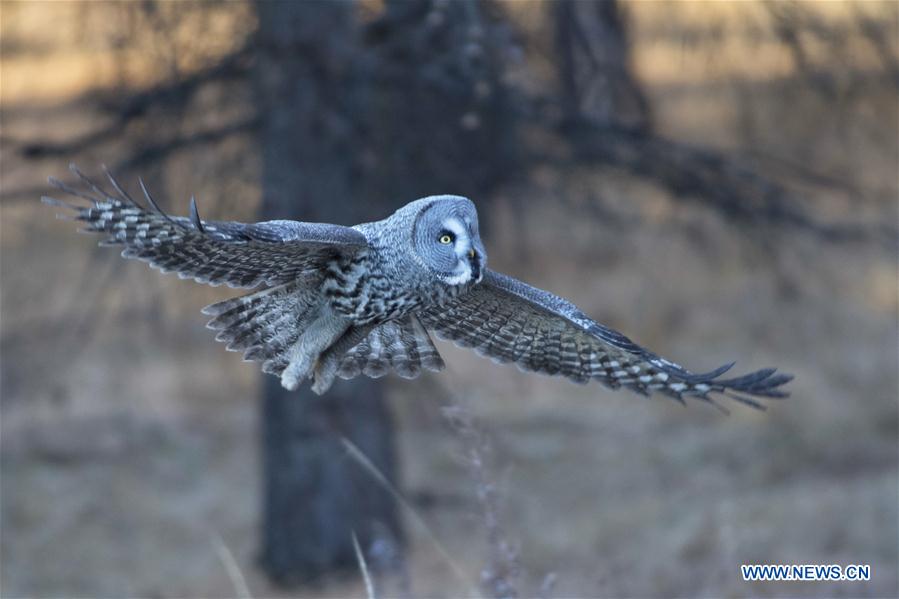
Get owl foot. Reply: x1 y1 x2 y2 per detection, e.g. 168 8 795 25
279 369 300 391
309 324 374 395
280 355 315 391
311 357 339 395
310 371 334 395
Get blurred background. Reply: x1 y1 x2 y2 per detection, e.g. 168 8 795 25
1 1 897 597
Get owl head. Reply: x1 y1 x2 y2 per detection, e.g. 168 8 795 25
408 195 487 286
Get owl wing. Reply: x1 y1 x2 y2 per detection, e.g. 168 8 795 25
42 165 368 288
418 270 792 409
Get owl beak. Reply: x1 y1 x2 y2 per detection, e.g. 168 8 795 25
468 247 482 283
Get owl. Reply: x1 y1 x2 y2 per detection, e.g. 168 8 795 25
44 165 791 408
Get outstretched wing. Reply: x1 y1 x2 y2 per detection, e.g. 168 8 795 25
418 270 792 409
43 165 369 288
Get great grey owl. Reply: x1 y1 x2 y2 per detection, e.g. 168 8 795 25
44 165 791 408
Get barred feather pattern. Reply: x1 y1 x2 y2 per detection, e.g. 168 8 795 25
419 270 792 409
337 315 445 380
203 284 445 383
202 279 323 376
44 166 791 403
42 165 367 289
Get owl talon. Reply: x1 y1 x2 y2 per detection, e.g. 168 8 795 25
310 373 331 395
280 370 300 391
311 356 339 395
281 354 315 391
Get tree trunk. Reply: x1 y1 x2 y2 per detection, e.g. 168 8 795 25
252 0 402 585
552 0 652 131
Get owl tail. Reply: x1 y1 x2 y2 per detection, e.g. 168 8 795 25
202 280 321 377
333 315 445 382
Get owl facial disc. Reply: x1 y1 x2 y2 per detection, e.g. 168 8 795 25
441 216 478 285
409 195 487 287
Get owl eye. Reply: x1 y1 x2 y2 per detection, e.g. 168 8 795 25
438 232 454 245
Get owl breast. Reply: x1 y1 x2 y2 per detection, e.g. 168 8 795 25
322 251 425 325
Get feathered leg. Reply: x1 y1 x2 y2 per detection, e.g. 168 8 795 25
311 324 376 395
204 278 343 391
280 307 351 392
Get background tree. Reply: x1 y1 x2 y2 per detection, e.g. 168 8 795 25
252 1 400 582
251 0 522 582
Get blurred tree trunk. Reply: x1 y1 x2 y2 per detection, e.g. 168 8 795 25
552 0 651 131
252 0 402 585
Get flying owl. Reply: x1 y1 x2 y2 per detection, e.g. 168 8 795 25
44 165 791 408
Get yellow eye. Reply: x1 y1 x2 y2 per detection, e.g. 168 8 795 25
439 234 453 244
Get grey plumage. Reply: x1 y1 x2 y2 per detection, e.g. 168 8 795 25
44 165 792 408
418 270 791 410
336 315 445 381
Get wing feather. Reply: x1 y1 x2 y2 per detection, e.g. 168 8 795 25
419 270 792 408
43 165 369 288
336 315 445 381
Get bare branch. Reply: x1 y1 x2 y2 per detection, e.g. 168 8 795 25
16 43 252 159
3 118 258 205
552 121 898 249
